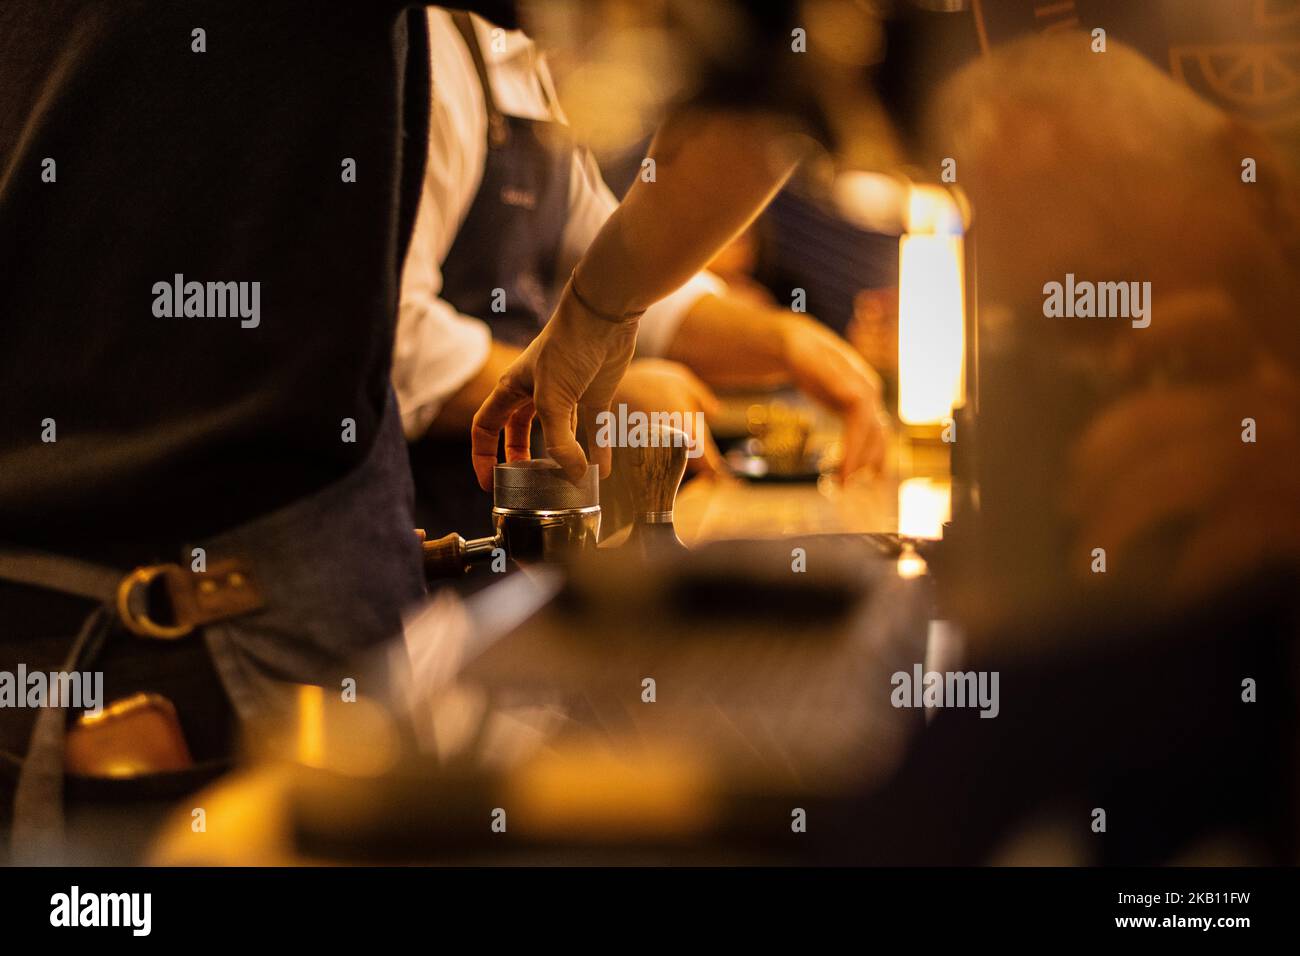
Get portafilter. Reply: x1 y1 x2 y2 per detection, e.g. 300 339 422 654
417 459 600 579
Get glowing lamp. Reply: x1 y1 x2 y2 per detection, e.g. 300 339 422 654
897 185 967 427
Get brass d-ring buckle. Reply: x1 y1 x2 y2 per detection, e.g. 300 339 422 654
116 566 193 639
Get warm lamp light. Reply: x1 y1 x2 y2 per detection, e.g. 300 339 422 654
897 185 966 427
898 476 952 540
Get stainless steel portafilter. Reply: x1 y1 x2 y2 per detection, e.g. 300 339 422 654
417 459 600 579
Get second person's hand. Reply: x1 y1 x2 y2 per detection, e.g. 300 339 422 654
779 313 890 479
613 358 726 476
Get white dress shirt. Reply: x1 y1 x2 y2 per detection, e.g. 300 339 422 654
394 9 723 439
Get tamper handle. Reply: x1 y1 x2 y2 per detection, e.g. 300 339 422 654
617 424 689 555
626 425 689 522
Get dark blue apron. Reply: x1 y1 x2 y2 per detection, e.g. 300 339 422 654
408 11 573 540
0 390 424 863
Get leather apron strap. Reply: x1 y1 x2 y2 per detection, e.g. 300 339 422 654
11 606 112 865
0 549 121 604
0 547 264 864
0 550 119 864
451 9 509 148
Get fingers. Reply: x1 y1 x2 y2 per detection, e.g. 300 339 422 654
503 401 535 462
688 424 727 476
835 399 890 481
471 380 530 491
676 369 725 474
676 395 725 476
837 405 870 480
536 398 589 483
837 410 866 480
781 322 891 480
864 408 891 474
681 368 722 418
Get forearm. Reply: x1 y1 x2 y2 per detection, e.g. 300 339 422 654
666 293 794 390
571 111 806 317
468 112 811 488
666 290 891 479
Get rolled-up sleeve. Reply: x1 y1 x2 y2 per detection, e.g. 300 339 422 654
394 187 491 440
394 10 495 441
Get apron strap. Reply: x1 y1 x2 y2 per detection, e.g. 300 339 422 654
10 604 113 865
0 548 122 604
1 549 121 863
451 9 510 148
1 547 264 863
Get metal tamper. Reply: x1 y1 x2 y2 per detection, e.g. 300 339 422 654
418 459 601 579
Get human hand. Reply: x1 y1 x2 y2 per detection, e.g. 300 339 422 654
780 314 890 479
471 290 639 489
613 359 725 476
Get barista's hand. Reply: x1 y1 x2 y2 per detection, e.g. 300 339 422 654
780 314 890 479
472 291 638 489
614 359 726 476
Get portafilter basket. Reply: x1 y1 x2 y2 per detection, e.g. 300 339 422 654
418 459 600 578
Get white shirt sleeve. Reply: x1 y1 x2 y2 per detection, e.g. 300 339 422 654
393 10 495 440
556 148 726 358
394 205 492 440
396 10 727 442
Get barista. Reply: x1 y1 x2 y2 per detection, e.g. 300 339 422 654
399 10 889 537
0 2 521 863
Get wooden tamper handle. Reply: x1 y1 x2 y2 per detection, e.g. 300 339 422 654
415 528 500 579
617 424 689 555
